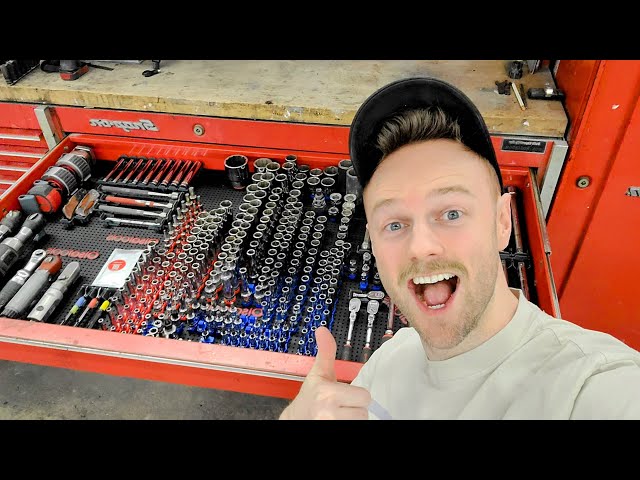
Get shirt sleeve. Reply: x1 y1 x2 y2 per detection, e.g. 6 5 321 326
571 363 640 419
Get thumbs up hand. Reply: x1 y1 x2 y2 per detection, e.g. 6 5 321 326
279 326 372 420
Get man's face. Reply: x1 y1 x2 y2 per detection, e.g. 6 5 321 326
364 139 509 353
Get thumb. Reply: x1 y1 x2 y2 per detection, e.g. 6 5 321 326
308 326 337 382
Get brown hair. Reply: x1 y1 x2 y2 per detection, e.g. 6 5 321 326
374 107 501 195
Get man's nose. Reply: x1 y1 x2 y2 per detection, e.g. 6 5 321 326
407 222 445 260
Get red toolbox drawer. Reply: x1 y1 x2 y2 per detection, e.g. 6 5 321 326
0 130 559 400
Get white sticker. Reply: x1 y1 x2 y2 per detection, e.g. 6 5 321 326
92 248 144 288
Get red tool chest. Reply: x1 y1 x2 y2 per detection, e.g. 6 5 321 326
0 105 560 400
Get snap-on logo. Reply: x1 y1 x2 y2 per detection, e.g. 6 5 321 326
89 118 159 133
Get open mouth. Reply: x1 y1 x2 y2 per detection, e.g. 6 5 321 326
409 273 460 311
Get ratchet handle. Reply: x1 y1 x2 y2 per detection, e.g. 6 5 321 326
340 343 352 362
361 345 372 363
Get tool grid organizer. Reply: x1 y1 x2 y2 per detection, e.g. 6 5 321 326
0 151 537 364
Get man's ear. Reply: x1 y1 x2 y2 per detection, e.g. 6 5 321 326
497 193 512 251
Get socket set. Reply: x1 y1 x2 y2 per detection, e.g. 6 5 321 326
0 60 41 85
0 149 538 364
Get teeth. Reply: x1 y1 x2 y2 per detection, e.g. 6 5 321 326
428 304 445 309
412 273 455 285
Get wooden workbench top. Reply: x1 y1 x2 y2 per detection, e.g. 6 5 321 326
0 60 567 137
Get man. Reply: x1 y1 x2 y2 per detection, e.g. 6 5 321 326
279 77 640 420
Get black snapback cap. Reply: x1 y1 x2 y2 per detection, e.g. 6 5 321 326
349 76 502 191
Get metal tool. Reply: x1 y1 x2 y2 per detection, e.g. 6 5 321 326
27 261 81 322
102 156 127 182
131 158 156 185
85 298 111 329
528 84 565 101
98 204 168 219
0 249 47 311
340 297 361 361
103 195 173 210
352 290 385 301
69 189 100 225
380 300 395 345
0 210 23 242
1 254 63 318
99 184 181 200
361 299 380 362
102 216 164 231
60 286 91 326
62 188 87 220
508 187 530 300
142 60 161 77
0 213 46 277
73 288 107 328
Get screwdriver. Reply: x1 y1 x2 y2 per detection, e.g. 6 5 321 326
74 287 106 328
60 287 91 326
340 297 361 361
1 254 63 319
85 298 111 329
27 261 81 322
361 299 380 363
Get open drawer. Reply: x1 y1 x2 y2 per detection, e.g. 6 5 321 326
0 132 559 400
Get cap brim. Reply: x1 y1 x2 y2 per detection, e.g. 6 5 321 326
349 77 499 190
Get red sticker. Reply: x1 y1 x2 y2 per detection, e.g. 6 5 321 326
108 259 127 271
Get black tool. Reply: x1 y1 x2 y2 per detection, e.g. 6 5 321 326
507 60 524 79
142 60 161 77
60 286 91 326
527 85 565 101
27 261 81 323
0 249 47 310
0 210 23 243
495 80 512 95
0 213 46 277
85 298 111 329
1 254 63 319
74 288 107 328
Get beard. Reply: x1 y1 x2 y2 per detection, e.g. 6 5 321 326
387 253 499 352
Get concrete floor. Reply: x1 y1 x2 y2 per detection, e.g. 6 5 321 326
0 360 290 420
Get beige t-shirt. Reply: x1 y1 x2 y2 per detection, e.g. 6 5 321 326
351 289 640 419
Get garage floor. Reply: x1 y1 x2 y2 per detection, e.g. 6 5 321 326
0 360 290 420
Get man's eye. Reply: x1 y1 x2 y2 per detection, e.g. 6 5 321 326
384 222 403 232
444 210 462 221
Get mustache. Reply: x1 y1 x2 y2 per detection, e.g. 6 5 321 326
399 259 467 285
